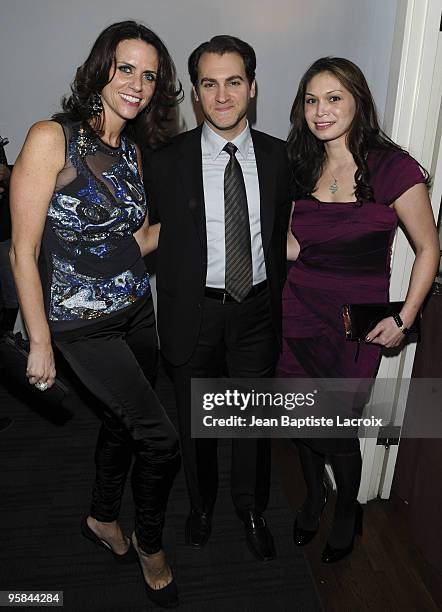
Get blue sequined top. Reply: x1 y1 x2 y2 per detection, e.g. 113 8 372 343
40 120 150 334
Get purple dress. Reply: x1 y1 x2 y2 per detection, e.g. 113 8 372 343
277 149 426 453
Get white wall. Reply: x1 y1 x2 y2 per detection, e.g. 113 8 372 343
0 0 397 161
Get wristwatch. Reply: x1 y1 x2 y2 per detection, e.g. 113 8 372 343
392 312 409 335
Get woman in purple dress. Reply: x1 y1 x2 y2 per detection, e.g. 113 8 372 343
279 57 439 563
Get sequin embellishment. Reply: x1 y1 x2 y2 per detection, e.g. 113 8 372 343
76 126 98 157
49 255 150 320
45 121 149 324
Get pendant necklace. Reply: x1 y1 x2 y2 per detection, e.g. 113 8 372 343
328 168 339 194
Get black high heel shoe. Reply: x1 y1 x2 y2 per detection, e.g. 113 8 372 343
293 482 329 546
321 502 363 563
80 518 138 564
132 535 179 609
141 573 179 609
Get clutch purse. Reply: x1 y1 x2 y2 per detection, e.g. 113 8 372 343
342 301 421 341
0 331 69 406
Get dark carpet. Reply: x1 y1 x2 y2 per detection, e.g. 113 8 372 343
0 368 323 611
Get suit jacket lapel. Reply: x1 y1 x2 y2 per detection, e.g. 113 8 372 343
252 129 276 254
178 125 206 251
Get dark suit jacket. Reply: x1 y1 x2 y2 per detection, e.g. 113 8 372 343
144 125 291 367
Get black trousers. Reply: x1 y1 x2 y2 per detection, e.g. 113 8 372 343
55 297 180 553
171 288 279 514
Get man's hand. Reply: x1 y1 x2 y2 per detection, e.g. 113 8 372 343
0 163 10 199
0 163 11 183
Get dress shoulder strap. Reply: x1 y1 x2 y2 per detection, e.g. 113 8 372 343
51 117 74 164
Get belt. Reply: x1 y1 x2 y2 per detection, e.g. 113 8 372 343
204 280 267 303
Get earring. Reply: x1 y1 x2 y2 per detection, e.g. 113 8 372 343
88 92 103 118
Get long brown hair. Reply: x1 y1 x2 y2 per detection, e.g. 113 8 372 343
287 57 429 201
54 21 183 150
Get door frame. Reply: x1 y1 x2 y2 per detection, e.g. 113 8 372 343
358 0 442 502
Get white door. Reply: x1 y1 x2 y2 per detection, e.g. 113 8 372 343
357 0 442 503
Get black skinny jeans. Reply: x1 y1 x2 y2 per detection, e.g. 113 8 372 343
55 297 180 553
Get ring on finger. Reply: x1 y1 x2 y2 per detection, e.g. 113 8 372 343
34 381 49 392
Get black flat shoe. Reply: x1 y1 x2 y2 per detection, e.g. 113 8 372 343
185 509 212 548
321 502 363 564
293 482 329 547
80 518 138 564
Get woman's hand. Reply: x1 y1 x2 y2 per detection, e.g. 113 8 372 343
26 341 56 388
365 315 411 348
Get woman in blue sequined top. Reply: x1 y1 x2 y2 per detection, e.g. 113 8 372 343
10 21 182 608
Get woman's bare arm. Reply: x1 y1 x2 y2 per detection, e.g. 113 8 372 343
133 219 161 256
287 202 300 261
367 183 439 347
9 121 65 387
132 145 161 256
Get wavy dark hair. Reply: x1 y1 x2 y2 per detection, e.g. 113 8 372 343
54 20 183 149
287 56 429 202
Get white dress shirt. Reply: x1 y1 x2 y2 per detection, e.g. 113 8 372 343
201 121 266 288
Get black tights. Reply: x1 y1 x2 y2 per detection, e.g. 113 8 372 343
297 442 362 547
297 443 326 529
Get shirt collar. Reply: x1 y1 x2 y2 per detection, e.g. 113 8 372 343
202 121 252 161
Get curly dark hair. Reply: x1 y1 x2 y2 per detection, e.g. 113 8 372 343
287 56 429 202
54 20 183 149
188 35 256 86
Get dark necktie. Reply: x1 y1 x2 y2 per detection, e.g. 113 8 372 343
223 142 253 302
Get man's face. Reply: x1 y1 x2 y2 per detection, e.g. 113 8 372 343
193 52 255 139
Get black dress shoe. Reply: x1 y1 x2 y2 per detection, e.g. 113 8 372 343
185 509 212 548
293 482 329 546
293 520 318 547
80 517 138 564
238 510 276 561
321 502 364 564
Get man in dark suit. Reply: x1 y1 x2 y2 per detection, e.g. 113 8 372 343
145 35 291 561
